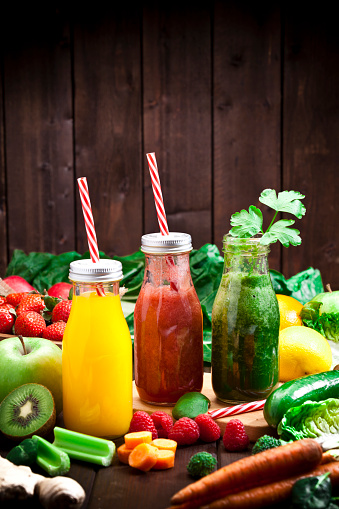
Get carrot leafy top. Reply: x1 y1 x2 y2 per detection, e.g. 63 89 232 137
229 189 306 247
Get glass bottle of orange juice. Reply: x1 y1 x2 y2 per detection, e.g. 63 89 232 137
62 259 133 439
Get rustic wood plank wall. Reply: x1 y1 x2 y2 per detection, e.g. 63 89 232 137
0 3 338 287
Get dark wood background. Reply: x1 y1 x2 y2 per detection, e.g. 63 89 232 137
0 2 338 288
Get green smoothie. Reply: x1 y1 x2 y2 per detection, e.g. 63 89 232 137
211 271 280 403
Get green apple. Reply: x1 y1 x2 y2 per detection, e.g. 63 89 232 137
0 337 62 415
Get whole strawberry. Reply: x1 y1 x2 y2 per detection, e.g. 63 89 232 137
0 296 6 306
0 307 15 333
223 419 250 452
43 321 66 342
6 292 29 307
14 310 46 337
129 411 158 440
195 414 221 442
16 293 45 316
168 417 200 446
0 303 15 311
52 300 72 323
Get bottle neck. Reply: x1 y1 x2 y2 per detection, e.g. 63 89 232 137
71 280 120 297
143 252 192 288
223 237 270 276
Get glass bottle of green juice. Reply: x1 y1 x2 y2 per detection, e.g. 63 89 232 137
211 235 280 404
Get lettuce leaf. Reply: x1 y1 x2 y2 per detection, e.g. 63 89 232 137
300 291 339 342
277 399 339 441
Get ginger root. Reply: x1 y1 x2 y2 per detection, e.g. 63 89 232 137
0 456 85 508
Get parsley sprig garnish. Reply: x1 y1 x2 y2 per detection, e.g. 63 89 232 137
229 189 306 247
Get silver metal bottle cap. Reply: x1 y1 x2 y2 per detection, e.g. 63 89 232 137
140 232 193 254
69 259 123 282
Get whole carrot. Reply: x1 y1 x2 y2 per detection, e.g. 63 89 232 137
170 439 322 508
200 461 339 509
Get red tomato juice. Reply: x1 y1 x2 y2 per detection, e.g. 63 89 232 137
134 283 204 404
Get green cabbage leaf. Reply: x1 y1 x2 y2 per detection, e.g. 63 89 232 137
277 398 339 442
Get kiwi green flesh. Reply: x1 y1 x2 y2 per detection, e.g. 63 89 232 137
0 383 56 441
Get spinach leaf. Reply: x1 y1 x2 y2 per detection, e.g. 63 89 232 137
291 473 332 509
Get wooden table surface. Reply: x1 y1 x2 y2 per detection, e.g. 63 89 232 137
0 417 255 509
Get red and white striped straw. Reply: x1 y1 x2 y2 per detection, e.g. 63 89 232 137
77 177 105 296
208 400 266 419
78 177 100 263
146 153 169 236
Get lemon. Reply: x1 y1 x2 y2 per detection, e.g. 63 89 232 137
276 294 303 330
279 325 332 382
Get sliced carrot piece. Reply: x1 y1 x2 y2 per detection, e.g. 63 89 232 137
152 449 175 470
128 443 159 472
151 438 177 453
117 443 134 464
124 431 152 449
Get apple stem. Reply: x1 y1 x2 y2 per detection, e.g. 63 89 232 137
18 335 27 355
326 284 333 293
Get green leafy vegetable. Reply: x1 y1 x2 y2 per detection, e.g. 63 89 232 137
277 398 339 442
270 267 324 305
301 290 339 342
227 205 263 238
291 473 332 509
229 188 306 247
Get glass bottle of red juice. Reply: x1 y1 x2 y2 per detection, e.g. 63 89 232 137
134 232 204 405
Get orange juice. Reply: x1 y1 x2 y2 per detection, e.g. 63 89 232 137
62 260 133 439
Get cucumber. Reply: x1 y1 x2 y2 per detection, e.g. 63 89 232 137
264 370 339 427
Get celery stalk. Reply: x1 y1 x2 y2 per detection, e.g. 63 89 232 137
32 435 70 476
52 426 116 466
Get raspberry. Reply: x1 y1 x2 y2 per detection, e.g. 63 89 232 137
151 411 173 438
222 419 250 452
129 411 158 440
195 414 221 442
168 417 200 446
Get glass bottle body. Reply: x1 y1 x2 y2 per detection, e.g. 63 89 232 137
62 279 133 438
134 251 204 405
211 236 280 404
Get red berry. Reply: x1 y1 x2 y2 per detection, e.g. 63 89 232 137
0 303 15 311
6 292 29 307
195 414 221 442
129 411 158 440
16 294 45 316
168 417 200 446
42 321 66 342
0 296 6 306
52 300 72 323
0 307 15 333
14 310 46 337
151 411 173 438
223 419 250 452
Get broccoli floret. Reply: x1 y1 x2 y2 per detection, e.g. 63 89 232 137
252 435 282 455
187 452 217 478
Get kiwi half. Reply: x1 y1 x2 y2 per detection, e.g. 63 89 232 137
0 383 56 441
